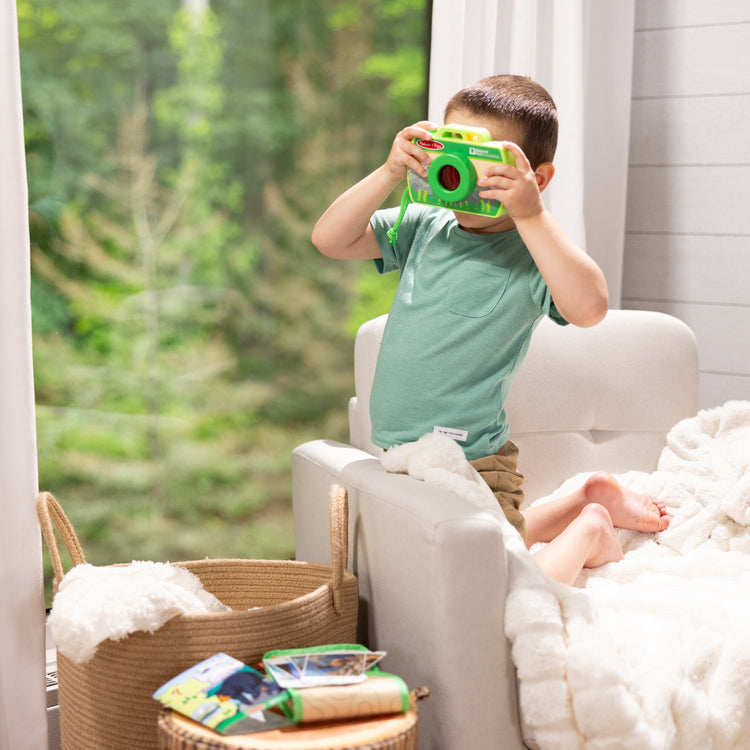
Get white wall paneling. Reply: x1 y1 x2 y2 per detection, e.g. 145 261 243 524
623 234 749 306
623 3 750 409
626 165 750 236
635 0 750 29
631 24 750 98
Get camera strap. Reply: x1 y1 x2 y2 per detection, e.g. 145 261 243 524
386 187 411 244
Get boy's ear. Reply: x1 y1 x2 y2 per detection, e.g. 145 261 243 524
534 162 555 192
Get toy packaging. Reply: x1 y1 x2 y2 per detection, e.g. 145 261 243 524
264 646 385 687
263 644 408 724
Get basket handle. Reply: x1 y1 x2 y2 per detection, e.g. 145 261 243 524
328 484 349 615
36 486 351 607
35 491 86 592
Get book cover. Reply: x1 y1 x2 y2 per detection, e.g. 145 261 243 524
153 652 292 735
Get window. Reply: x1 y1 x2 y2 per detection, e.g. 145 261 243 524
20 0 430 602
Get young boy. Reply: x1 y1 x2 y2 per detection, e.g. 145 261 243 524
312 74 669 585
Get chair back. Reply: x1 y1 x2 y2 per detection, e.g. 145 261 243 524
348 310 699 502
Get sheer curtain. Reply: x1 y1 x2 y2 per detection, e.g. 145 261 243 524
0 2 46 749
429 0 635 306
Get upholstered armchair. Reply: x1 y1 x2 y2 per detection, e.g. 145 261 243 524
291 310 699 749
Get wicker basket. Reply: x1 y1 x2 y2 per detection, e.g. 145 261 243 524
156 695 422 750
37 486 358 750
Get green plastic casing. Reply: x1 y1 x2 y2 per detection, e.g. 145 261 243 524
407 124 516 217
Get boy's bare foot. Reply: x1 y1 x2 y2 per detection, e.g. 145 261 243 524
583 472 671 533
580 503 624 569
532 502 624 584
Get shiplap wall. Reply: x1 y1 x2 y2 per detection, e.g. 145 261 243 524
622 1 750 408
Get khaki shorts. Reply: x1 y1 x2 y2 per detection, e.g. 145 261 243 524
469 441 527 543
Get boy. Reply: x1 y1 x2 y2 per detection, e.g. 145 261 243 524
312 75 669 585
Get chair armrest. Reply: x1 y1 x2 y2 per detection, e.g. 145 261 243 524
292 439 526 750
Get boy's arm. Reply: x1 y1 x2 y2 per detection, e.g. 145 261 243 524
479 142 609 328
312 121 437 259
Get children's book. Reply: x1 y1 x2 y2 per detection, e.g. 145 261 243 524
153 652 293 735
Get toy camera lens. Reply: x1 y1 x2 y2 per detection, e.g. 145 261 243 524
427 153 475 202
438 165 462 192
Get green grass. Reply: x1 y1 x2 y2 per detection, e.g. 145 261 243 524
37 403 350 607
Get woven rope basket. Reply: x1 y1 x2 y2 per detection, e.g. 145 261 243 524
37 486 358 750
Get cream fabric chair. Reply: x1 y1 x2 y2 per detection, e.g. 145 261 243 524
291 309 699 750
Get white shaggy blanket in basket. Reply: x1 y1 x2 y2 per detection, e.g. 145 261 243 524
383 401 750 750
49 561 230 663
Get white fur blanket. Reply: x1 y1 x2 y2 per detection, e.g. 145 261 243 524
49 561 230 663
383 401 750 750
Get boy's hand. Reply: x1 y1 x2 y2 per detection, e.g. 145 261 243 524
385 121 439 182
477 141 547 221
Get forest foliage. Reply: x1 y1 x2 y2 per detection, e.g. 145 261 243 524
19 0 428 594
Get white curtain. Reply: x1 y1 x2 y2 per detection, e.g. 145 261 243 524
429 0 635 306
0 2 46 749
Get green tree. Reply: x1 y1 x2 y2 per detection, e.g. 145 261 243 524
21 0 429 596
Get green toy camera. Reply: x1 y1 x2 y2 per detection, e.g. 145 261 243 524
407 124 516 217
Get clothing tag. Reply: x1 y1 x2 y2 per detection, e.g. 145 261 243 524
433 426 468 442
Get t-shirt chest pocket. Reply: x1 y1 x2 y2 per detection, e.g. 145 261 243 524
445 261 511 318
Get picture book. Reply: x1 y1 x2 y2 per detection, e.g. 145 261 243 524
153 652 293 735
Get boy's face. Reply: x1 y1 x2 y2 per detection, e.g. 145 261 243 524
443 108 524 234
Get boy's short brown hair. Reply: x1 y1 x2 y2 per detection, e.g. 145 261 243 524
444 74 558 169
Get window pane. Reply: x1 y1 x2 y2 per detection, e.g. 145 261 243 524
20 0 430 603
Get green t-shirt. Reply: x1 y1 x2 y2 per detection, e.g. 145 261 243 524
369 204 566 460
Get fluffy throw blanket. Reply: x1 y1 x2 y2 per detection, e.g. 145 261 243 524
383 401 750 750
49 561 230 663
